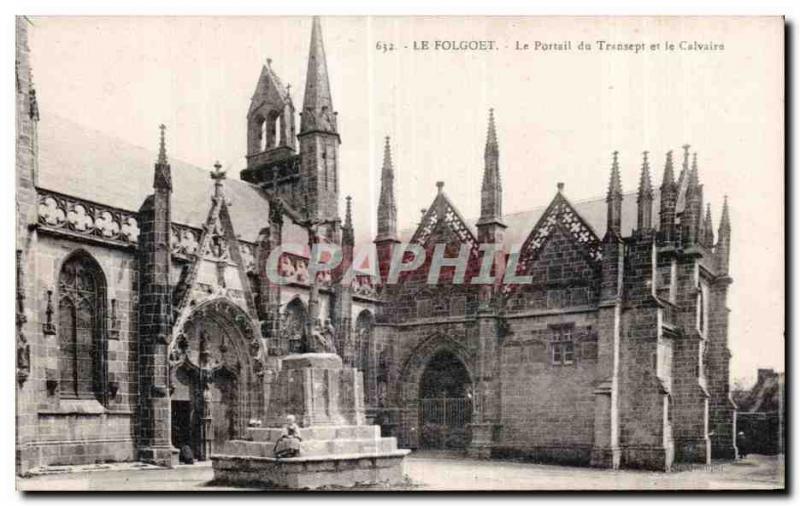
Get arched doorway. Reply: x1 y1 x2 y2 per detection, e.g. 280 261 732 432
418 350 473 450
169 298 264 462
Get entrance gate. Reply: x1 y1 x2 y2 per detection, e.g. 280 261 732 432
418 350 473 449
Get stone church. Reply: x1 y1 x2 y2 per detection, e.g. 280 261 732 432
15 16 737 474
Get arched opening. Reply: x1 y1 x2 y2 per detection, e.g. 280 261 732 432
418 350 473 450
354 310 375 402
57 251 107 403
259 117 268 152
283 298 307 354
169 299 262 462
273 113 282 147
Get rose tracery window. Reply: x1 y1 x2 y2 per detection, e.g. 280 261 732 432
57 253 107 401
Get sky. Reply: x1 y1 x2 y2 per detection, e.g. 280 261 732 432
27 16 783 386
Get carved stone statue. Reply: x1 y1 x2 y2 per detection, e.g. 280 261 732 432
309 319 336 354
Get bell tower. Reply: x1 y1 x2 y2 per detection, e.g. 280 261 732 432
246 59 296 168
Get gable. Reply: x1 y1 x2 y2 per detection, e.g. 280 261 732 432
410 192 479 253
249 64 290 117
171 192 260 339
516 193 602 276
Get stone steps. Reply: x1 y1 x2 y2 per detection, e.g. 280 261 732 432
221 433 398 458
246 425 381 443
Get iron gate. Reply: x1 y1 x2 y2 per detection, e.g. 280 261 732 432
419 397 472 449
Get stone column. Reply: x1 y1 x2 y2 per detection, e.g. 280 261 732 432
136 133 177 467
468 312 501 459
591 233 623 469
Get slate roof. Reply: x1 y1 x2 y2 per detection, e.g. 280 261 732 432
37 111 665 259
400 188 662 250
37 113 275 244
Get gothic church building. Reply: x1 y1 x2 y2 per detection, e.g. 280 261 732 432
16 17 736 474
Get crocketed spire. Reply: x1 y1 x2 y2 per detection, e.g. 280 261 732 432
607 151 623 201
661 150 675 191
342 195 354 246
479 108 503 226
376 136 398 242
637 151 653 200
300 17 337 135
637 151 654 230
153 124 172 191
702 203 715 247
606 151 623 235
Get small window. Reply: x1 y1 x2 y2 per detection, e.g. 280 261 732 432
450 296 466 316
550 326 575 366
416 299 432 318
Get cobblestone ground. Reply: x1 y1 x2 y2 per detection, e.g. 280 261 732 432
17 453 784 492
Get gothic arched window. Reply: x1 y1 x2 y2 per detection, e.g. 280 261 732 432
57 252 107 402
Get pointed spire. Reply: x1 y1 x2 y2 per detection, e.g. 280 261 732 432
716 196 731 274
702 203 715 246
479 108 503 226
158 124 168 165
719 195 730 232
661 150 675 189
688 152 699 188
636 151 654 230
153 124 172 191
344 195 353 229
607 151 623 200
342 195 354 246
659 150 678 243
637 151 653 200
606 151 623 235
300 16 337 135
376 136 398 242
486 108 498 153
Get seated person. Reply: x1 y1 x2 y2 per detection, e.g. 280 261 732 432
273 414 303 458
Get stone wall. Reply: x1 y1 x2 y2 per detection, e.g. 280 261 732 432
20 236 139 470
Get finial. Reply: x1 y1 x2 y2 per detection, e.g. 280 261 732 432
682 144 691 171
267 58 272 66
436 181 444 194
211 161 226 181
158 124 168 164
557 182 564 192
642 150 649 166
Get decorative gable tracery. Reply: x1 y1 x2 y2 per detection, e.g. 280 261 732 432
517 193 602 275
410 193 479 254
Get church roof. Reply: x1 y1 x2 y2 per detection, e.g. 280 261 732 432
36 112 276 244
399 188 660 250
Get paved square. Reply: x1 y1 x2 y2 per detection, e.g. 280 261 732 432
18 453 784 491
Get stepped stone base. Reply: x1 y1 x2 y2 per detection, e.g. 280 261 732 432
211 353 409 489
212 451 409 489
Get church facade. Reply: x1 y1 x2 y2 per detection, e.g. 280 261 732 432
15 16 737 475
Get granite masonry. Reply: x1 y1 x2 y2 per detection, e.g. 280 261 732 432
16 15 736 476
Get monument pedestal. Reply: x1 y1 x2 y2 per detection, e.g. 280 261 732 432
212 353 409 489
